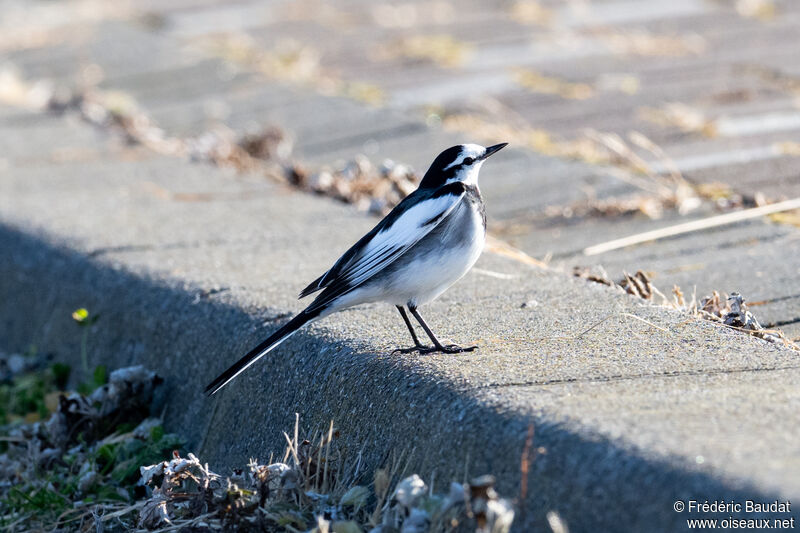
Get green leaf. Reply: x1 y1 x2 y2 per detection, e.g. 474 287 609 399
95 442 122 474
149 425 164 442
93 365 108 387
111 457 141 484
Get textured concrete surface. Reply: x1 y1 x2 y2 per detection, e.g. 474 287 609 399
108 0 800 339
2 104 800 531
2 1 800 531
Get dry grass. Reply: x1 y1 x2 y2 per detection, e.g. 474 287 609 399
583 197 800 255
638 103 718 137
589 28 706 57
291 157 420 216
199 33 384 105
3 68 420 218
130 414 517 532
509 1 554 25
573 267 800 351
595 73 641 95
736 0 776 20
379 35 472 68
47 83 416 216
1 363 518 533
513 69 639 100
513 69 594 100
442 111 708 220
370 2 456 29
776 141 800 156
735 64 800 97
442 112 604 164
767 209 800 228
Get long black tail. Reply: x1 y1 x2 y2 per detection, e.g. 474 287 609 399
205 310 318 395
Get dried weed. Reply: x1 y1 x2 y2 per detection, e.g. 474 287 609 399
294 156 420 216
2 361 517 532
380 35 472 68
736 0 776 20
130 414 516 533
20 74 418 217
509 1 554 25
443 110 710 220
200 33 384 105
589 28 706 57
573 268 800 351
513 69 594 100
638 103 718 137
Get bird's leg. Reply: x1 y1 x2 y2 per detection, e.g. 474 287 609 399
408 306 477 354
392 306 433 354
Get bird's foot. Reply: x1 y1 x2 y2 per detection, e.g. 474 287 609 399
392 344 477 355
392 344 435 355
438 343 477 354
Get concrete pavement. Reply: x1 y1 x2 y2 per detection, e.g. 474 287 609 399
2 101 799 530
2 2 800 531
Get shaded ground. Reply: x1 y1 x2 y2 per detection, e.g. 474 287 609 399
1 1 799 531
6 0 796 335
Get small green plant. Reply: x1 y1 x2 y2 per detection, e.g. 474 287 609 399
92 425 185 487
72 307 100 376
76 364 107 395
0 362 70 426
0 363 180 531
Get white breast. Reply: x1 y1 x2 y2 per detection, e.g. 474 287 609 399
390 200 485 307
325 196 486 314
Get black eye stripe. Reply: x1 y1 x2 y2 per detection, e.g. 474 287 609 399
463 157 475 165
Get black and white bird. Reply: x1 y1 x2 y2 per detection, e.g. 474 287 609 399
206 143 507 395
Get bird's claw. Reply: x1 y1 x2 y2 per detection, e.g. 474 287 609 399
392 345 435 355
392 344 477 355
440 344 477 354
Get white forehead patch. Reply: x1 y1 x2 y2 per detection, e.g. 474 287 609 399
443 144 485 171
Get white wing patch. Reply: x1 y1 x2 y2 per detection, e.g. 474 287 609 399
345 192 463 282
373 192 461 250
308 189 466 309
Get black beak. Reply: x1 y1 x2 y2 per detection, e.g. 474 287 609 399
480 143 508 160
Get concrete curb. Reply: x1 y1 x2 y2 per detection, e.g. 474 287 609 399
2 138 798 530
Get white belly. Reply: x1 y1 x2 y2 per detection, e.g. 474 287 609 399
380 201 485 307
400 233 485 307
323 199 486 314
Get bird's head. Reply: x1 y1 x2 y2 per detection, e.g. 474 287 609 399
419 143 507 189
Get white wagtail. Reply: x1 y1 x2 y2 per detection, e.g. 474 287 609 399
206 143 507 395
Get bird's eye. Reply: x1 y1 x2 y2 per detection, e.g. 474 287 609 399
463 157 475 165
